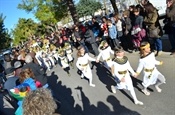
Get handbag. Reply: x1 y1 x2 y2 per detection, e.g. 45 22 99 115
131 26 141 35
148 27 160 38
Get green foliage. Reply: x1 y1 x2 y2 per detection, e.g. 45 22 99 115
76 0 102 17
12 18 38 45
0 14 12 50
18 0 68 24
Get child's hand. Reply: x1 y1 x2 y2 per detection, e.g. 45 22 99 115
96 60 99 63
159 61 163 65
120 77 125 82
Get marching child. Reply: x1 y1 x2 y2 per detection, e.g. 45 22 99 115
76 45 97 87
111 46 143 105
58 48 71 76
135 42 166 95
96 40 114 70
64 42 74 69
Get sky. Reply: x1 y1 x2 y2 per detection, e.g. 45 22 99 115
0 0 81 31
0 0 37 31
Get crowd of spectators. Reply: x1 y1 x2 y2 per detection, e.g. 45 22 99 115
0 0 175 114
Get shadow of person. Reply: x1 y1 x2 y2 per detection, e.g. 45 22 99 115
91 61 116 91
107 95 141 115
47 72 78 115
74 86 110 115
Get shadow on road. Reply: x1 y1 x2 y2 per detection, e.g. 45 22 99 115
47 72 141 115
91 61 116 92
75 86 141 115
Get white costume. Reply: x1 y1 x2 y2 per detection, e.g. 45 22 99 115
97 46 114 68
58 54 69 68
136 52 166 88
65 45 73 62
111 56 143 105
76 53 96 87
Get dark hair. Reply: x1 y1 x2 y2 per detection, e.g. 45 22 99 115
133 7 140 12
4 54 11 62
144 3 155 13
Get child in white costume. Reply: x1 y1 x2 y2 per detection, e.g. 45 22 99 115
64 42 74 68
76 46 97 87
111 47 143 105
58 49 70 76
135 42 166 95
96 40 114 70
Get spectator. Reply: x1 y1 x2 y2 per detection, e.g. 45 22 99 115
166 0 175 55
4 53 12 70
74 26 88 52
14 60 23 77
144 3 163 56
107 19 120 49
113 14 123 41
121 10 134 53
101 16 109 42
4 67 19 92
22 88 60 115
132 7 144 50
22 54 48 88
84 23 99 57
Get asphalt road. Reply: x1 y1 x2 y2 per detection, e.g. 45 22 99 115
46 38 175 115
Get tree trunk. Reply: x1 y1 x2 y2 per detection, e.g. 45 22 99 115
66 0 79 24
109 0 118 14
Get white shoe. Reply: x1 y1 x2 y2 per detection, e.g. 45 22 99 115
81 74 84 79
111 85 116 93
90 84 95 87
155 85 162 93
142 89 150 96
134 100 144 105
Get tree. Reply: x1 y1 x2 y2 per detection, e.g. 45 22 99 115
12 18 38 45
76 0 102 18
109 0 118 14
0 14 12 49
18 0 79 24
66 0 79 24
18 0 68 24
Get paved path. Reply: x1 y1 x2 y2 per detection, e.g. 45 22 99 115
46 37 175 115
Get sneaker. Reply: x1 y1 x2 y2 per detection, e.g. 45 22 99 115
134 100 144 105
142 89 150 96
90 84 95 87
111 85 116 93
81 74 84 79
155 85 162 93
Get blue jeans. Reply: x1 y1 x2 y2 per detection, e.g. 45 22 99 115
80 42 89 53
153 38 162 51
168 26 175 50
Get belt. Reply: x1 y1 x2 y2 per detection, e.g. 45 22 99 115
61 58 65 60
144 68 154 72
80 63 88 67
118 70 127 75
105 57 111 61
67 52 72 54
